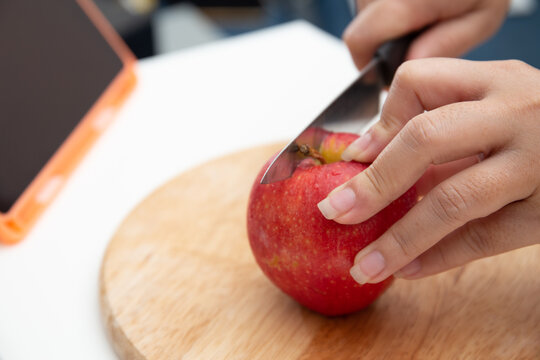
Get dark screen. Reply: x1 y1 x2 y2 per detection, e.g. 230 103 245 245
0 1 123 212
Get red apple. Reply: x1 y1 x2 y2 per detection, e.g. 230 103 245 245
247 132 417 316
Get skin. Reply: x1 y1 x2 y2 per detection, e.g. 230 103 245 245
317 0 540 285
344 0 510 69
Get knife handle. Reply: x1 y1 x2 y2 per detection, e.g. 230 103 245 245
376 32 418 86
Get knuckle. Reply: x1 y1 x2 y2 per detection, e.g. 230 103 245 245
461 222 493 258
342 26 358 48
342 27 365 54
509 59 528 69
398 113 436 153
388 226 418 259
342 29 369 69
393 59 427 88
433 244 453 269
431 183 471 226
492 60 532 83
522 92 540 118
393 61 417 89
497 59 527 71
363 164 387 197
462 171 493 205
358 0 375 9
378 112 403 133
383 0 417 28
491 60 536 93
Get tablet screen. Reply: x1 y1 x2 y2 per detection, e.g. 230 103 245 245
0 0 123 212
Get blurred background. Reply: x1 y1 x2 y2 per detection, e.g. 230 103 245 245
94 0 540 67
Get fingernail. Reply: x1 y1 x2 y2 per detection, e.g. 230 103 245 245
349 251 385 284
394 259 421 278
341 131 372 161
317 187 356 220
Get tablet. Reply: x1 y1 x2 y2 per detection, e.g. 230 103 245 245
0 0 136 244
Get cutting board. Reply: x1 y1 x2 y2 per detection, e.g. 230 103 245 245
100 143 540 359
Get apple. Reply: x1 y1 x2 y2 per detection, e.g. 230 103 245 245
247 132 417 316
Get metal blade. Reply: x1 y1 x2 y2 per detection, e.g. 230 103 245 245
260 58 384 184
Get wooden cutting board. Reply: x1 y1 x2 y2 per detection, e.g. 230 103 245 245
100 143 540 360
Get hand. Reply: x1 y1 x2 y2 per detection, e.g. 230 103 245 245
317 58 540 284
344 0 510 69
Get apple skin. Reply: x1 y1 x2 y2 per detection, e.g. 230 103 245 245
247 133 417 316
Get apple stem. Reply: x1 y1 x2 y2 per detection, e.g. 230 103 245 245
298 144 326 164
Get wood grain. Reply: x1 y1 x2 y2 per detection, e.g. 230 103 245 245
100 143 540 360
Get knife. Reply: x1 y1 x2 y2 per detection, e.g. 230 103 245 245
260 34 415 184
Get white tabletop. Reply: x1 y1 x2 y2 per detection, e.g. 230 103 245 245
0 21 357 359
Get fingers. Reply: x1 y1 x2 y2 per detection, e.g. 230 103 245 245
348 152 536 284
344 0 509 70
318 99 510 224
342 58 490 163
395 198 540 279
415 155 481 197
344 0 437 69
407 9 505 60
323 59 509 225
356 0 376 10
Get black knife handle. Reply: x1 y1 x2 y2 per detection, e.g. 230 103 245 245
376 32 418 86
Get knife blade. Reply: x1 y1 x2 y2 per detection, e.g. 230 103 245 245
260 34 415 184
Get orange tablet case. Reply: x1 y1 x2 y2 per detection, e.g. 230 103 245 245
0 0 137 244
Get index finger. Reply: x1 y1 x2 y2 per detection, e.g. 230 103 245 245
344 0 429 69
342 58 490 164
344 0 492 70
317 59 508 224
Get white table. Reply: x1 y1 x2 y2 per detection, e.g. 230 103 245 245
0 21 357 359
